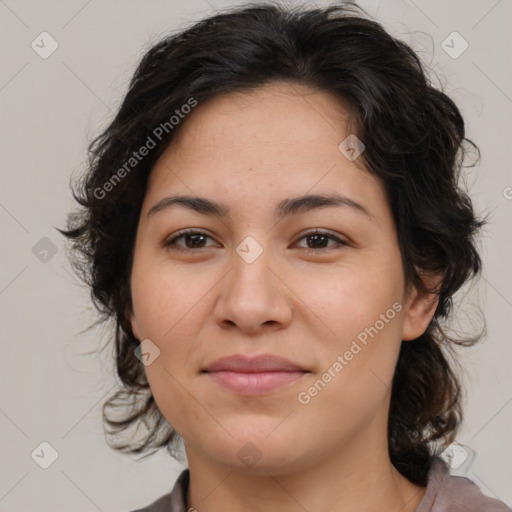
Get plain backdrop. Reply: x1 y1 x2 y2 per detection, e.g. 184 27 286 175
0 0 511 511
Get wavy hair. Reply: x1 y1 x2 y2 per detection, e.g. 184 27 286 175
60 0 485 486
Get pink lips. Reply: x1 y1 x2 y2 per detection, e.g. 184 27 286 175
203 354 308 395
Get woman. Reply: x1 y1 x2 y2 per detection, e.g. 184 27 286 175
60 1 510 511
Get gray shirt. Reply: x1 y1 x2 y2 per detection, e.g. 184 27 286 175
129 457 511 512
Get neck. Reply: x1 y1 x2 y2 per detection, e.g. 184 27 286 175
185 420 426 512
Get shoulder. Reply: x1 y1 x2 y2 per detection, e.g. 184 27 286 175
417 457 511 512
126 469 189 512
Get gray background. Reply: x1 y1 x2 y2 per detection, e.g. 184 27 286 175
0 0 511 510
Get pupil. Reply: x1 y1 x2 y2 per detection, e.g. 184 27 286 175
183 234 329 249
309 234 327 248
186 234 205 248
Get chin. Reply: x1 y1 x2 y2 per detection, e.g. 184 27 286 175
203 429 308 475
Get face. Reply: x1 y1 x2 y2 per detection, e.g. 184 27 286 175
129 81 436 474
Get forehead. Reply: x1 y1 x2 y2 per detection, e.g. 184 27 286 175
143 81 388 223
169 81 349 162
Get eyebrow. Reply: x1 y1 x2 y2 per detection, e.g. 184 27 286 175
147 193 372 219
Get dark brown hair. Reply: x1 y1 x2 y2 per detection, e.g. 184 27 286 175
60 0 485 486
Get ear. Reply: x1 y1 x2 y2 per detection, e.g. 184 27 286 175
401 274 441 341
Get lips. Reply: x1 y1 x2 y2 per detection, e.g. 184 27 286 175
203 354 306 373
202 354 308 395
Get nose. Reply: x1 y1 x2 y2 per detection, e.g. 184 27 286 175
213 244 293 335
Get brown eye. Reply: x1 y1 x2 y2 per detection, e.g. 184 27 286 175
164 230 218 251
163 228 348 253
295 229 348 252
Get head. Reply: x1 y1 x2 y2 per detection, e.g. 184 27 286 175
61 1 484 486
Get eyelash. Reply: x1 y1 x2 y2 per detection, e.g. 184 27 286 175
163 228 349 253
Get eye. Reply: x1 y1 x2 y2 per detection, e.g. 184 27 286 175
294 229 349 252
163 228 349 253
163 229 218 251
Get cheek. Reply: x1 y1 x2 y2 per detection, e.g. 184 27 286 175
131 259 204 341
134 282 202 439
295 262 404 340
293 258 405 396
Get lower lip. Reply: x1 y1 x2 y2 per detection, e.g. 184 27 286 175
205 370 306 395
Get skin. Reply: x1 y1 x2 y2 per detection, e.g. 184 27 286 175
129 81 439 512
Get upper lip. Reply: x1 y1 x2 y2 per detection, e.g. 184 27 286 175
203 354 307 373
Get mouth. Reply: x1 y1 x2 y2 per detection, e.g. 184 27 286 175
204 370 307 395
202 354 309 396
